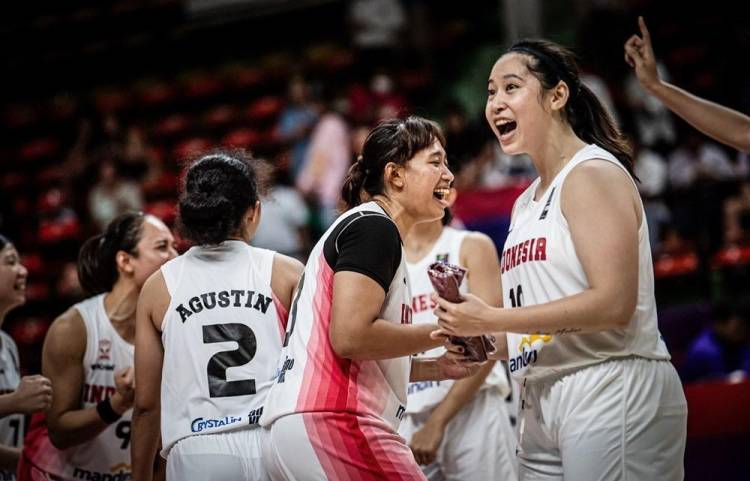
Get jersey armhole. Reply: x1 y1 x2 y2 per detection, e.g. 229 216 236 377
558 157 644 232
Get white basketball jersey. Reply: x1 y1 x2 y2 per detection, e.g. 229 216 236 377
405 227 510 414
502 144 670 382
159 241 286 456
0 330 22 481
62 294 134 479
261 202 413 432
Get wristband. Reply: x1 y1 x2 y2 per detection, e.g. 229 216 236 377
96 399 122 424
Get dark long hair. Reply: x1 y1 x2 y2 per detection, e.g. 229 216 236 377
507 39 636 178
341 116 446 209
0 233 10 250
77 212 146 295
178 149 269 245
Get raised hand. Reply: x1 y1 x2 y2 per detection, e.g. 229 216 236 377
624 16 660 92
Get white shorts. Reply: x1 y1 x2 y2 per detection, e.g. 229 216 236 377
399 387 519 481
517 357 687 481
166 429 270 481
262 412 427 481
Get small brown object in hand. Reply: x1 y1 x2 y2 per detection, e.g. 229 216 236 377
427 262 496 362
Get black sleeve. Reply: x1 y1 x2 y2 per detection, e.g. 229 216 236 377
323 213 402 292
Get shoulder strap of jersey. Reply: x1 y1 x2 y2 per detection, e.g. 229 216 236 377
160 255 185 298
248 245 275 286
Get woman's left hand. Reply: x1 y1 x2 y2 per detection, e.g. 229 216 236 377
431 292 492 337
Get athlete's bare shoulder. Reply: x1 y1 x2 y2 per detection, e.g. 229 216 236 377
45 306 86 363
271 253 304 309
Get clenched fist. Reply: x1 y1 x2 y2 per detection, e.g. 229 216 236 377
110 366 135 414
12 375 53 414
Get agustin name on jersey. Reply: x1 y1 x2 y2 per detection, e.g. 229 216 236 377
175 289 273 323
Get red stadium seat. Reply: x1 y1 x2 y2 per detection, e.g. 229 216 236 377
685 379 750 437
3 103 39 129
18 137 60 162
20 253 44 276
221 127 261 149
173 137 213 160
221 64 266 90
653 252 699 279
94 88 130 113
246 96 283 121
203 104 238 128
145 200 177 225
137 79 177 106
712 245 750 268
9 317 51 346
182 72 224 99
1 172 28 191
152 113 192 138
38 214 81 244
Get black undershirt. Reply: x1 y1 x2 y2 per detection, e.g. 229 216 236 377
323 211 402 292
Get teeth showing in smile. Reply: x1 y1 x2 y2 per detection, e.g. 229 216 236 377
496 120 517 135
433 188 450 201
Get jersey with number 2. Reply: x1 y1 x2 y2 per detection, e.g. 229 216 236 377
159 241 287 456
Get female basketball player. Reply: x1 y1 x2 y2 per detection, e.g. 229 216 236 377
0 234 53 479
131 151 303 481
19 212 177 480
400 205 518 480
260 116 483 481
433 40 688 480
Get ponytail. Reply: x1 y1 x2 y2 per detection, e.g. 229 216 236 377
341 155 368 208
77 212 145 294
569 84 636 179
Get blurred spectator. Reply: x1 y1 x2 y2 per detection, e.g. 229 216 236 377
37 185 82 248
658 225 693 256
88 159 144 231
624 60 676 148
120 125 156 182
276 76 318 179
634 138 670 249
442 101 486 174
667 131 735 190
346 72 408 123
348 0 406 67
478 142 536 189
581 70 620 127
296 96 351 230
350 123 372 157
682 301 750 382
54 261 84 302
723 181 750 245
251 169 310 261
371 72 408 121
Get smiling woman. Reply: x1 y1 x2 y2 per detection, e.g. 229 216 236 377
0 234 53 479
259 117 483 481
18 213 178 481
433 39 688 481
